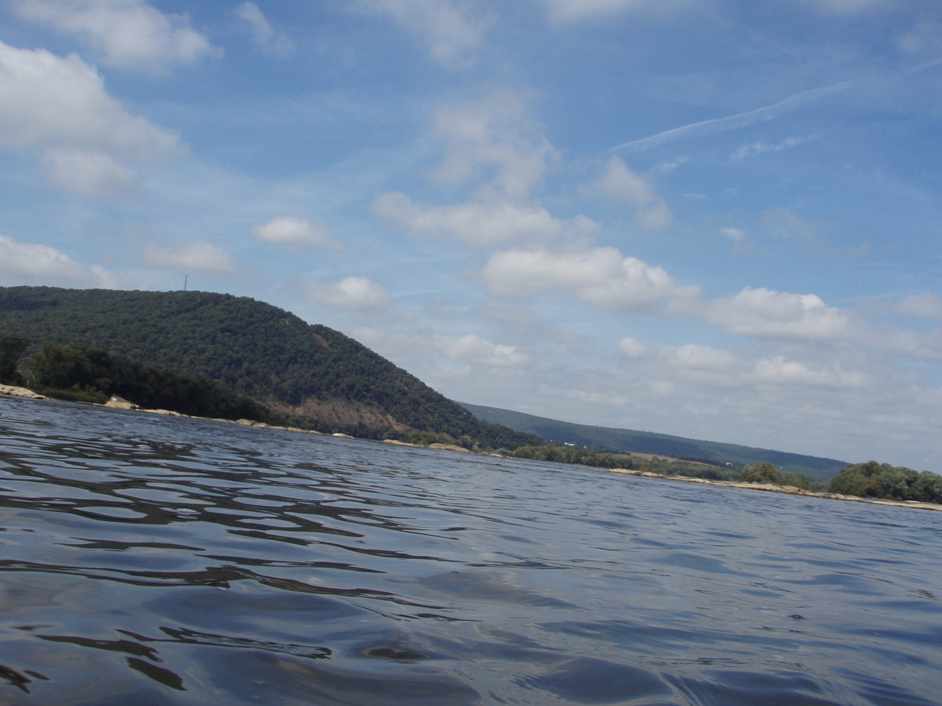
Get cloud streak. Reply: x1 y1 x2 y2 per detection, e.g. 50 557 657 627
611 80 853 154
611 59 942 154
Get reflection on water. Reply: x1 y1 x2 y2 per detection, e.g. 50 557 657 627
1 397 941 705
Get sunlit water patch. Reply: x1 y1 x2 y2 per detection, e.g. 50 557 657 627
1 397 940 705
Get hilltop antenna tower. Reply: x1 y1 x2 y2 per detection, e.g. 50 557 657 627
184 274 189 292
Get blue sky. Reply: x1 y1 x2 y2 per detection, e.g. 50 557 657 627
1 0 941 469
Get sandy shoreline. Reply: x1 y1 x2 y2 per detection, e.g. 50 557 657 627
0 384 46 400
2 385 939 513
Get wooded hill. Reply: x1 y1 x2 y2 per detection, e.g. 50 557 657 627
0 287 534 448
462 402 848 481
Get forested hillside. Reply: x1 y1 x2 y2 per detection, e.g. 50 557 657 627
462 402 848 481
0 287 533 447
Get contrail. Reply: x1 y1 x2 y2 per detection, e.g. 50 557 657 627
611 58 942 154
610 80 854 153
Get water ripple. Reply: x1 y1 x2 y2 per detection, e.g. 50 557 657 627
1 397 941 704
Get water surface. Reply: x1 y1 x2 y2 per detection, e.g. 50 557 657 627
1 398 940 705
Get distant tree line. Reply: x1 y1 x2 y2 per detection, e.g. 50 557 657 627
512 444 637 470
829 462 942 503
741 463 817 490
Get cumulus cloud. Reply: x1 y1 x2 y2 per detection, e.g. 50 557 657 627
374 192 596 246
0 235 115 287
432 91 556 199
360 0 490 68
254 217 336 248
0 42 178 156
314 277 390 311
438 334 528 368
484 246 699 311
9 0 217 72
898 293 942 319
720 227 747 243
41 148 134 196
594 157 672 230
751 356 867 388
543 0 686 24
709 287 850 340
145 243 234 272
234 2 294 56
0 41 179 194
377 90 578 248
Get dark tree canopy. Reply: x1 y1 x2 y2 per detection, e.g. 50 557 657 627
0 336 29 384
0 287 535 447
27 343 273 422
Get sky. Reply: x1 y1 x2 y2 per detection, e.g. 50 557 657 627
1 0 941 469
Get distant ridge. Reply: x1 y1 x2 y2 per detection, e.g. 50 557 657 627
462 403 848 481
0 286 532 448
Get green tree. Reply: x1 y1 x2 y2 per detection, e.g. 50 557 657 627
741 463 785 484
0 336 29 384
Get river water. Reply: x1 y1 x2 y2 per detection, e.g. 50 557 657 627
1 397 940 705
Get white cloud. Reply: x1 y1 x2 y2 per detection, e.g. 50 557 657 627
751 356 867 388
709 287 850 340
314 276 390 311
437 334 528 368
595 157 672 230
666 344 737 372
0 235 115 287
374 192 596 246
484 246 699 311
432 91 556 199
898 293 942 320
720 227 747 243
145 243 234 272
731 135 815 161
41 148 134 196
360 0 490 68
254 217 335 248
619 337 646 358
234 2 294 56
0 41 178 155
544 0 686 24
0 41 178 194
9 0 217 72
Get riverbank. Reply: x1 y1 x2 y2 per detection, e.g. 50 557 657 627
609 468 942 512
2 386 939 512
0 384 46 400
